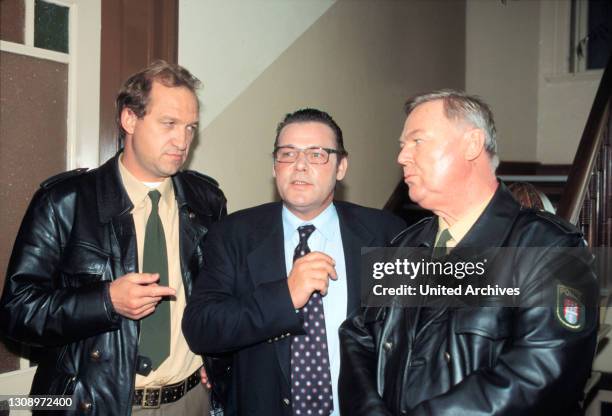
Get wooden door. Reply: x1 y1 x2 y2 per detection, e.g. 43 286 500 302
98 0 179 163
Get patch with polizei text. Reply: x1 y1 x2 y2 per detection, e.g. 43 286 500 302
556 284 585 331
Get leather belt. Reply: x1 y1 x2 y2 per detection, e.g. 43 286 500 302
133 369 200 408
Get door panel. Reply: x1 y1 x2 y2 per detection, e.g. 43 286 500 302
98 0 179 163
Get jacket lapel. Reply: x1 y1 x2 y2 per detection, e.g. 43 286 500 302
246 204 285 287
95 154 136 276
454 182 521 250
177 207 210 298
96 153 133 224
396 217 439 336
396 216 438 249
173 174 214 298
335 202 375 315
243 204 293 385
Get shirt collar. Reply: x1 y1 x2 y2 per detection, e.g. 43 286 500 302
282 202 338 243
118 155 174 208
437 194 494 245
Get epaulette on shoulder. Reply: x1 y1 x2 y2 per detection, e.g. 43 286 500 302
182 170 220 188
531 209 579 234
40 168 88 189
390 216 433 245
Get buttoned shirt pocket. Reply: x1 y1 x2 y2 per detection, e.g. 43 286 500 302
59 242 111 288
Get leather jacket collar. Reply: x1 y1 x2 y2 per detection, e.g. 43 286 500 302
396 182 521 249
95 152 214 224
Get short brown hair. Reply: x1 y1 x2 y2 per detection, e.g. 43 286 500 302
115 60 201 147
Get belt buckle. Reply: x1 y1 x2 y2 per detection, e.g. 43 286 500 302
142 386 163 409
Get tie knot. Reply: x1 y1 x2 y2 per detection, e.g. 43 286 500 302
293 225 316 262
298 224 315 241
148 190 161 207
432 228 453 259
436 228 452 248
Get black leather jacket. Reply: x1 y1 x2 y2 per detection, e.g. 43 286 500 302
0 154 226 415
339 184 599 415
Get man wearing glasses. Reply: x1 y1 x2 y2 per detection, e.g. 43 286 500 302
183 108 405 415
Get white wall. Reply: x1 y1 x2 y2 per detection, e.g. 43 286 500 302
72 0 101 168
466 0 540 162
180 0 466 212
536 0 601 164
466 0 602 164
179 0 335 130
594 308 612 372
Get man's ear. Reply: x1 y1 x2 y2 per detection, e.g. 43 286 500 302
120 108 137 136
272 163 277 178
464 128 486 161
336 156 348 181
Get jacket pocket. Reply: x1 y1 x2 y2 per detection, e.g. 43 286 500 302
453 308 512 370
454 308 511 340
59 242 111 288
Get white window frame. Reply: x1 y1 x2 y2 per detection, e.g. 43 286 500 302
0 0 101 171
0 0 100 394
540 0 605 82
570 0 590 73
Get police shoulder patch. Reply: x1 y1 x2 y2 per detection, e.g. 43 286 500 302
556 284 585 331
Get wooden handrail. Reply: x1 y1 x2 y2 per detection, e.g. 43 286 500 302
557 56 612 224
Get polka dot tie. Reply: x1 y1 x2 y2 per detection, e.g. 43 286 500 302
291 224 334 415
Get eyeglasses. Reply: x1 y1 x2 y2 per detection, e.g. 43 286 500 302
273 145 347 164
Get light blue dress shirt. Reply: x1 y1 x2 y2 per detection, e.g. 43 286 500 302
282 203 347 416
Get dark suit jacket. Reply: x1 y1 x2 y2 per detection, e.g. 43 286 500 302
183 201 405 415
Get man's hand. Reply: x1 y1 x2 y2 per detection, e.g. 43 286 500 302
200 366 211 389
287 252 337 309
109 273 176 320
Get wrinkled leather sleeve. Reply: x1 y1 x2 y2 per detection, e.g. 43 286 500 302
339 308 393 416
0 188 120 347
182 224 303 355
